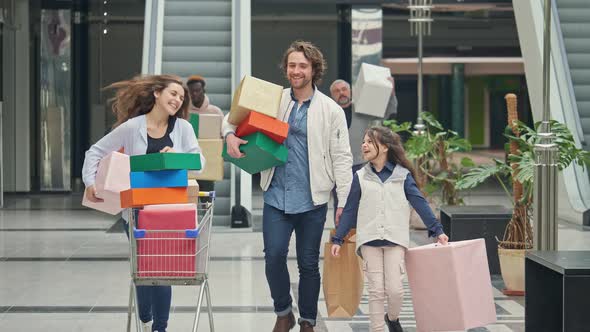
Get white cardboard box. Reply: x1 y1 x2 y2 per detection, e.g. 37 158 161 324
353 63 393 118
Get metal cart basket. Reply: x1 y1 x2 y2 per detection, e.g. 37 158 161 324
126 191 215 332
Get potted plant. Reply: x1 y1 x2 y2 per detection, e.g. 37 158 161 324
456 94 590 294
384 112 474 227
385 112 474 205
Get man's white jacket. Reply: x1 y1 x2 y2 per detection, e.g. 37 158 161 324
222 88 353 208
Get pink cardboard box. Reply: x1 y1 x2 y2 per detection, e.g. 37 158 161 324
82 152 130 215
136 209 197 277
144 203 198 225
405 239 496 332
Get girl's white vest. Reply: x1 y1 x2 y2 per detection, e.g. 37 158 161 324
355 163 411 256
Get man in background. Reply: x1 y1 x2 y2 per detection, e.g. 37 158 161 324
187 75 224 117
329 76 398 218
187 75 224 196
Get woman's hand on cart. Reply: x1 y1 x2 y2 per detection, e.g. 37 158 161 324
160 146 176 153
85 185 103 203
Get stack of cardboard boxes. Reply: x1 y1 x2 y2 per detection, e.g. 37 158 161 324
188 112 224 182
222 75 290 174
120 153 201 207
82 151 203 277
124 152 202 277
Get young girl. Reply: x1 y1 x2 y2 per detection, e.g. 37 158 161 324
82 75 205 332
331 126 448 332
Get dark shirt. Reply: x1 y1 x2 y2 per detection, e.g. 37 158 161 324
332 162 444 246
146 116 176 154
343 105 352 129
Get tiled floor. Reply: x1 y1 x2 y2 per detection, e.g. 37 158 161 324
1 190 590 331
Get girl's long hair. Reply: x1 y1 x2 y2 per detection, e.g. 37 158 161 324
105 74 190 128
365 126 419 188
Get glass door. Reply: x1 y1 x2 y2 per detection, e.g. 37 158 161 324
39 8 71 191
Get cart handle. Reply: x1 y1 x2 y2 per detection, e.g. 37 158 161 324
133 228 200 239
198 191 216 198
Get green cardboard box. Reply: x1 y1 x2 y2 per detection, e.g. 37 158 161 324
130 153 202 172
222 132 288 174
189 113 200 137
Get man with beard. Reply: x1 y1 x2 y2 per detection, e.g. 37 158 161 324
222 40 353 332
329 77 398 217
329 79 353 129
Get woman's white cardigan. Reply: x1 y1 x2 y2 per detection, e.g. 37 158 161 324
82 114 205 188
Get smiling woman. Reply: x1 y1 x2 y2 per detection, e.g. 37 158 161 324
81 74 204 332
105 74 191 129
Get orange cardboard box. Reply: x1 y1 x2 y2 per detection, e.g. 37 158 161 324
120 187 188 208
236 111 289 144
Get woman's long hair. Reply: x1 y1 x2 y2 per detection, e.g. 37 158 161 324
365 126 419 188
105 74 190 128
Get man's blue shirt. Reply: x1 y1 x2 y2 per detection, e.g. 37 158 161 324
264 89 320 214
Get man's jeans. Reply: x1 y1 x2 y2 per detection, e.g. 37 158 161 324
263 203 328 326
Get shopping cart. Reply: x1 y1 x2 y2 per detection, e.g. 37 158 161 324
126 191 215 332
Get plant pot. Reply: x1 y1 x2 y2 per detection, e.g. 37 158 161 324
498 247 525 295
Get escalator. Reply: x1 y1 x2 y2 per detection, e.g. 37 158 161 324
513 0 590 224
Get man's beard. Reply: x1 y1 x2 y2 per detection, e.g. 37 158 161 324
337 96 351 106
290 76 312 89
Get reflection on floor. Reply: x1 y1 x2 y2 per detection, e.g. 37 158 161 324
2 191 589 331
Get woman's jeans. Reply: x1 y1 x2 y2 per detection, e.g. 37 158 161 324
125 220 171 331
262 203 327 326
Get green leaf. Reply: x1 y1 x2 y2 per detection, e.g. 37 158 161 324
424 182 439 195
456 163 510 190
513 151 535 184
404 136 431 159
447 137 472 152
434 171 450 181
420 112 444 131
383 120 412 134
461 157 476 167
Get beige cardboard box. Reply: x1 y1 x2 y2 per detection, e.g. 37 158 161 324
187 179 200 202
353 63 393 118
189 139 224 181
228 76 283 125
198 113 223 139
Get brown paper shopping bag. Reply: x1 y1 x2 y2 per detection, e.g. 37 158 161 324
322 229 364 318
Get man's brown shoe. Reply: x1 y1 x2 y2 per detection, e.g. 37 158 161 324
299 321 314 332
272 311 295 332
